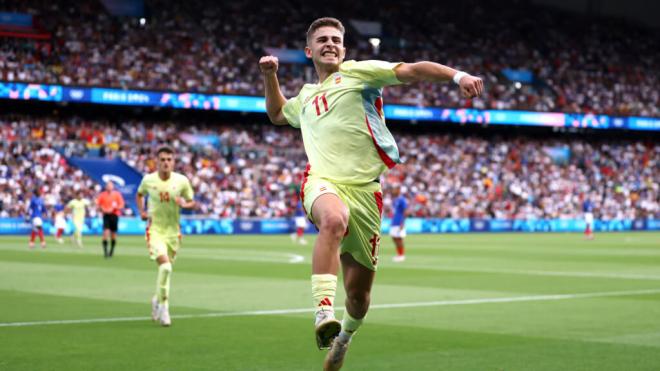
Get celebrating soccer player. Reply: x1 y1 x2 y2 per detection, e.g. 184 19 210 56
66 191 90 248
136 146 195 327
96 181 125 258
259 17 483 370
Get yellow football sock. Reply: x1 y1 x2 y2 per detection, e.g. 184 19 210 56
311 274 337 313
157 262 172 305
339 311 364 341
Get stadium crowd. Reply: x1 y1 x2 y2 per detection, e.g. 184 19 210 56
1 116 658 221
0 0 658 116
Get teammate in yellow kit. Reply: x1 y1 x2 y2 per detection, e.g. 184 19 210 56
65 191 90 248
136 146 195 327
260 17 483 370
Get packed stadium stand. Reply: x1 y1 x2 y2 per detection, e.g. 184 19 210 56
2 114 658 220
0 0 658 116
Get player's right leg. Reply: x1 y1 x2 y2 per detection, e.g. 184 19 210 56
308 186 349 349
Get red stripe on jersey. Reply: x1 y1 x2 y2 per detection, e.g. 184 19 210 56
300 163 311 215
374 191 383 217
364 115 396 169
374 97 383 118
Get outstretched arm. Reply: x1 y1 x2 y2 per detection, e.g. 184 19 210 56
259 56 289 125
394 62 484 98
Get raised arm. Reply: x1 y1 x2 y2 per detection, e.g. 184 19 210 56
394 62 484 98
259 56 289 125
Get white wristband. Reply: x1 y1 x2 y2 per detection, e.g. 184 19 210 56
452 71 468 85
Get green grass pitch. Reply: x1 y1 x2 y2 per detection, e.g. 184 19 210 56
1 232 659 370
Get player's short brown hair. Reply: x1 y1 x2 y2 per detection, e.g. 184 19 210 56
156 145 174 156
306 17 345 44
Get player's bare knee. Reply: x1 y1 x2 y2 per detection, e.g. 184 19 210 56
319 212 348 239
346 290 370 314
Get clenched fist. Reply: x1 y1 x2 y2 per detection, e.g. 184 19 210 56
458 75 484 98
259 56 279 75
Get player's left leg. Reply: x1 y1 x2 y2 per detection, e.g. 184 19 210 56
324 253 375 371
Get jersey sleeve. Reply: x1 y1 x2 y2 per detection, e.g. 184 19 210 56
341 60 403 88
181 177 194 201
282 94 302 129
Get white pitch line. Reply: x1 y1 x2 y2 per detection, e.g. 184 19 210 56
288 254 305 263
393 264 660 281
2 288 660 328
0 244 305 265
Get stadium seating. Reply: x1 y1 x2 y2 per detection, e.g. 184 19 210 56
0 0 658 116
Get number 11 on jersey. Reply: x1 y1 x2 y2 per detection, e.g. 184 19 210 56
312 93 329 116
